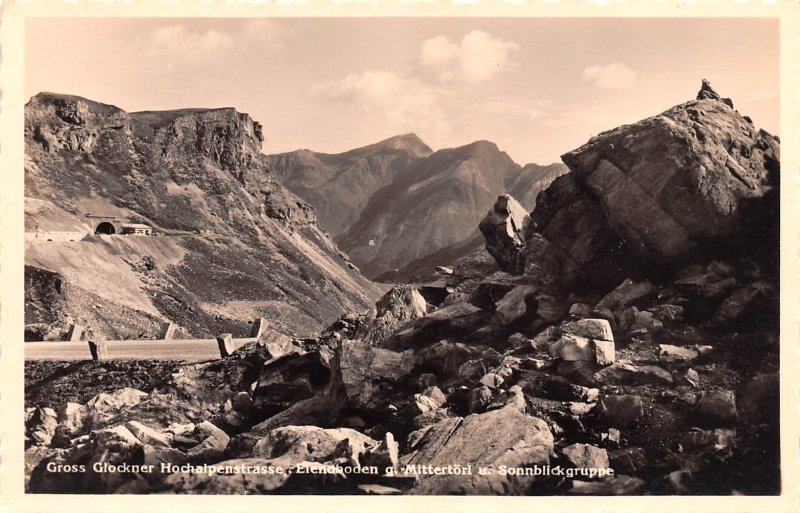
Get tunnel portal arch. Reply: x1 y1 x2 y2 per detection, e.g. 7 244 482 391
95 222 116 235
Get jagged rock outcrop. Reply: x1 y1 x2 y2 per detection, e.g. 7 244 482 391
696 78 733 107
530 80 779 288
360 285 428 344
478 194 531 274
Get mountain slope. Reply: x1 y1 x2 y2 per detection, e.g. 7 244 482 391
265 134 432 235
334 141 567 279
24 92 382 340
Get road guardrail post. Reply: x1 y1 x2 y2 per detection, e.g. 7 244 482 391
158 322 176 340
88 340 108 361
66 324 84 342
250 318 267 339
216 333 234 358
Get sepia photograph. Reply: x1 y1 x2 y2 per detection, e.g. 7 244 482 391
8 11 791 503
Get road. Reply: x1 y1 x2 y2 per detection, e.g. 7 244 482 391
24 338 255 362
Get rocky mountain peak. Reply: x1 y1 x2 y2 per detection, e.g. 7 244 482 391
26 93 266 173
458 139 502 156
129 107 264 171
27 92 127 123
375 133 433 157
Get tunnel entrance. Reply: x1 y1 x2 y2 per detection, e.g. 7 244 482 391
95 222 116 235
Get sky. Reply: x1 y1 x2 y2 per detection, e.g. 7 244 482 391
26 18 779 165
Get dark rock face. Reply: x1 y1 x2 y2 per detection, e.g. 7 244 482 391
379 302 491 350
599 395 644 427
694 390 738 426
530 173 627 288
253 352 333 418
336 340 416 414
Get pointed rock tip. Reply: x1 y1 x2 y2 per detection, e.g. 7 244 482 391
494 193 525 214
697 79 720 100
697 79 734 108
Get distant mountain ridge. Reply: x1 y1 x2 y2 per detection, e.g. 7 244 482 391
265 134 432 235
268 136 567 280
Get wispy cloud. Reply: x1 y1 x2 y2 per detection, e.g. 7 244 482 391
582 62 638 90
307 31 544 151
309 71 452 137
420 30 519 83
129 20 284 65
139 24 234 62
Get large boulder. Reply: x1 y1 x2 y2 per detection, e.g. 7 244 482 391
255 328 299 360
595 279 655 313
253 425 376 463
335 339 416 413
185 421 231 463
694 390 738 426
530 173 627 288
558 81 778 266
252 351 335 419
30 425 154 493
599 395 645 427
494 285 538 327
413 340 494 383
56 388 148 437
561 443 609 470
376 285 428 321
478 194 531 274
402 405 554 494
26 407 58 446
531 81 779 287
739 373 779 425
249 394 340 436
593 363 673 386
380 301 491 350
362 285 428 344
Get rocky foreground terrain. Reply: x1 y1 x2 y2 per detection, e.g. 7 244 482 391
25 82 780 495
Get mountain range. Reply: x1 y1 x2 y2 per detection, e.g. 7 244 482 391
267 136 566 280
